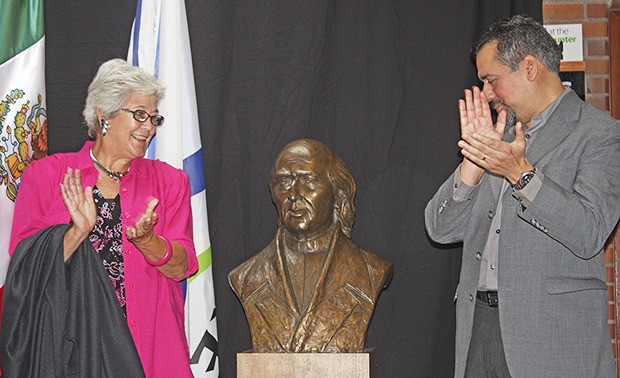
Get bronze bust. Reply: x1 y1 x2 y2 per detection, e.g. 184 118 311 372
229 139 393 353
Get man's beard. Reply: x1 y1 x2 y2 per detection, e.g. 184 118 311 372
505 109 520 129
490 98 521 128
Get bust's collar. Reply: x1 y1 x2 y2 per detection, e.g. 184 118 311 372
280 223 338 254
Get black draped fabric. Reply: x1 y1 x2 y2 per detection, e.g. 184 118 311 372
45 1 541 376
0 225 144 377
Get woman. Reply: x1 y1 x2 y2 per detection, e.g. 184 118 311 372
3 59 198 377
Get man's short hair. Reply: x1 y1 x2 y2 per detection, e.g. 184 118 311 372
472 14 562 73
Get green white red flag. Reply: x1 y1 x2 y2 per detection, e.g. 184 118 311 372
0 0 48 322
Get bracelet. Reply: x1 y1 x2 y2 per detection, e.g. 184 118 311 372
145 236 172 267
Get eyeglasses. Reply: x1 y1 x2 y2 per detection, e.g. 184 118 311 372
121 108 165 126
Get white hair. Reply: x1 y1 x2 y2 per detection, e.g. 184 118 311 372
82 58 164 138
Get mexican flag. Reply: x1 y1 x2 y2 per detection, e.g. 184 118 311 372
0 0 48 323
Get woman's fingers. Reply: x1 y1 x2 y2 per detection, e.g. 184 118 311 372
126 198 160 241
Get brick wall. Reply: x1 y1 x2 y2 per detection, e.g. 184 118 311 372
543 1 611 110
543 0 618 368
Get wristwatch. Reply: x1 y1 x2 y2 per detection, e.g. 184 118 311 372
512 167 537 190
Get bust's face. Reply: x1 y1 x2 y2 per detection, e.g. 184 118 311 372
270 143 336 239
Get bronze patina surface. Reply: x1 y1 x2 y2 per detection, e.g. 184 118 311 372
229 139 393 353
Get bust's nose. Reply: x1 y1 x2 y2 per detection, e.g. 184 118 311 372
287 179 301 201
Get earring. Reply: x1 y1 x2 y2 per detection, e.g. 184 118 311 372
101 119 110 136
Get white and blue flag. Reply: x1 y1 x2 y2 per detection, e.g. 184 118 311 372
128 1 219 375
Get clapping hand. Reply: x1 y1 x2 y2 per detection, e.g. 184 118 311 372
61 167 96 237
457 87 530 183
456 86 508 185
126 198 160 245
458 86 504 146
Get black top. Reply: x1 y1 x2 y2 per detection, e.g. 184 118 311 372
90 187 126 315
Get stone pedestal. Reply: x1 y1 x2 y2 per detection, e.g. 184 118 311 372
237 349 376 378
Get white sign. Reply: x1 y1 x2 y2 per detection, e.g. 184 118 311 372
544 24 583 62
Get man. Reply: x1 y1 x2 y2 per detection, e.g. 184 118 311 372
229 138 393 353
425 15 619 377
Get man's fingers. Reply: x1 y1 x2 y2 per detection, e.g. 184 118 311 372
472 86 483 117
479 91 491 120
460 147 487 165
496 110 507 135
465 89 474 117
459 99 468 125
514 122 527 143
470 132 498 148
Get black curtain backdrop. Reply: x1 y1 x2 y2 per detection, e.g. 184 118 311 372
45 1 542 376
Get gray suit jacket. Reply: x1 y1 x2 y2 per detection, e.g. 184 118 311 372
425 90 620 378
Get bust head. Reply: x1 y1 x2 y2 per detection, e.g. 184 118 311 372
269 139 356 238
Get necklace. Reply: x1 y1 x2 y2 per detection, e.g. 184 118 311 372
89 148 129 181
